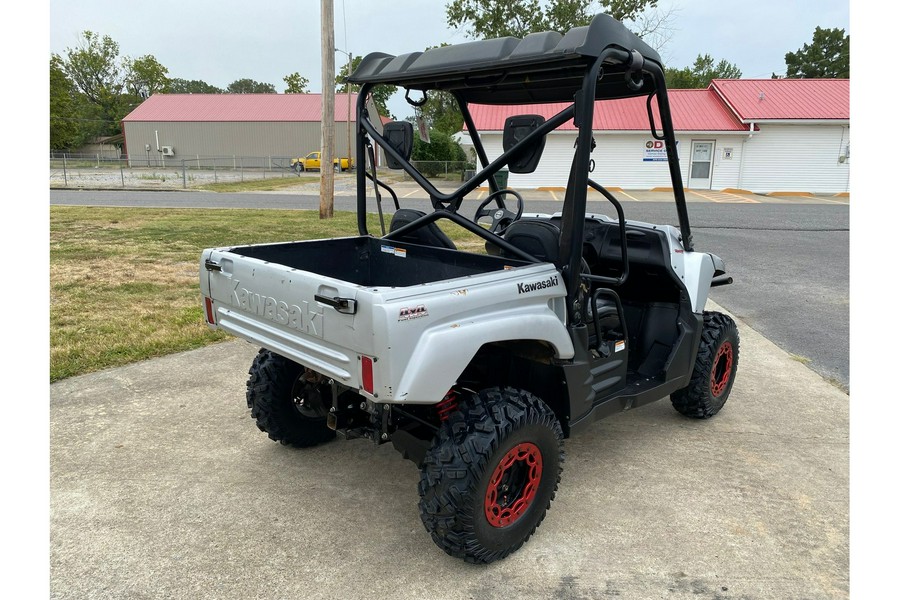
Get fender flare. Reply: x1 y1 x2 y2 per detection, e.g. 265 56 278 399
391 308 573 403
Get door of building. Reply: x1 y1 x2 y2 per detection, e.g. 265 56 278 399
688 140 715 190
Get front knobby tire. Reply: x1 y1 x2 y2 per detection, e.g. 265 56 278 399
671 311 740 418
418 387 564 564
246 349 335 447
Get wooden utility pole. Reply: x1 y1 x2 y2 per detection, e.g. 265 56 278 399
320 0 335 219
347 52 352 170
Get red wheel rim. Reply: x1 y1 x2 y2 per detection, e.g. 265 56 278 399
710 341 734 397
484 442 543 528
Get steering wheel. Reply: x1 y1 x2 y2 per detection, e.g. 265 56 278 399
474 188 524 235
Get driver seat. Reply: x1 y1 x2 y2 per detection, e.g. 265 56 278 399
388 209 456 250
489 219 561 263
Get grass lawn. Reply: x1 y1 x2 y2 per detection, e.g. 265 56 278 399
193 176 317 192
50 206 482 382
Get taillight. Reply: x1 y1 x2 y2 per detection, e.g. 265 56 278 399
204 297 216 324
360 356 374 394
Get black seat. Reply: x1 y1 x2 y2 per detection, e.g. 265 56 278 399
496 219 561 263
388 209 456 250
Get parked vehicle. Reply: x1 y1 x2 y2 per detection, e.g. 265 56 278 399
200 13 739 564
291 151 353 172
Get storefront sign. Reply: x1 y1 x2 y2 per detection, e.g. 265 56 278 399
643 140 678 162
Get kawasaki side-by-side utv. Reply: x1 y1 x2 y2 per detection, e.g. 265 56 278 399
199 13 739 564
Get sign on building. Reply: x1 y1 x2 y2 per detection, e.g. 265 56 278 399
643 140 678 162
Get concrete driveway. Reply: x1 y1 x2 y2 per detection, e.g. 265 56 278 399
50 302 848 599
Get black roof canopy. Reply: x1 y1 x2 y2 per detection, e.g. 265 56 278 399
346 14 663 104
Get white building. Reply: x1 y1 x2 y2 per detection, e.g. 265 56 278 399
460 79 849 194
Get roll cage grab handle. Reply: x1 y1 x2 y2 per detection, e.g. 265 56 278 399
352 48 694 282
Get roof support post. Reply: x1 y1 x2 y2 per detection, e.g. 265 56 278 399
645 62 693 251
456 94 498 196
559 55 605 324
356 83 374 236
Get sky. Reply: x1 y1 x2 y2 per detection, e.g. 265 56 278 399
48 0 850 120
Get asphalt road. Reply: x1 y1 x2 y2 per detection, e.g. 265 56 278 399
50 189 850 389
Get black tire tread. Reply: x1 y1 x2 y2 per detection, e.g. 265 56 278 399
671 311 739 419
246 349 335 447
417 387 564 564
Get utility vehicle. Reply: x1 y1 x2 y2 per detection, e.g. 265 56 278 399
200 13 739 564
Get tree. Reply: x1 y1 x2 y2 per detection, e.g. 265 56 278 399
124 55 171 97
283 72 310 94
446 0 659 39
60 31 127 138
664 54 741 89
169 78 224 94
50 55 82 150
783 26 849 79
336 55 397 119
411 129 467 176
226 78 277 93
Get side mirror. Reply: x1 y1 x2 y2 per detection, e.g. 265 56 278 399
382 121 414 169
503 115 546 174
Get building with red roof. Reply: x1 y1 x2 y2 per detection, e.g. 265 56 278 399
121 93 382 168
461 78 849 193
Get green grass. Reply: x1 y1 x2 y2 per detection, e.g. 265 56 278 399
50 205 482 382
194 176 317 192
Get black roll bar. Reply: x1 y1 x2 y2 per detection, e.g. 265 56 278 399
383 209 539 264
642 62 693 251
586 178 629 286
357 102 574 213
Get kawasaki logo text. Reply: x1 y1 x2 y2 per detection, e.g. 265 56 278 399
230 280 324 337
517 275 559 294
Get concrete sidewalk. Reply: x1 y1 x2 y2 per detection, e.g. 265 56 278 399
50 303 848 599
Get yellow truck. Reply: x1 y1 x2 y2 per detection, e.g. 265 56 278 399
291 151 354 172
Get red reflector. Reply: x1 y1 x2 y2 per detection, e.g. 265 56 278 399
361 356 374 394
204 297 216 324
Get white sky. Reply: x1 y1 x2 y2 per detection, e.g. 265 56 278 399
49 0 850 119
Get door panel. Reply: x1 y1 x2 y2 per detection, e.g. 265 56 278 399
688 141 715 189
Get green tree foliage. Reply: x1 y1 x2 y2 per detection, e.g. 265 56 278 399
446 0 658 38
283 72 310 94
57 31 174 142
124 55 171 97
336 55 397 119
411 129 468 176
226 78 277 93
664 54 742 89
50 55 82 150
59 31 127 138
783 27 849 78
169 78 224 94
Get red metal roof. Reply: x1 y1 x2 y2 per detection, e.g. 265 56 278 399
710 79 849 121
122 93 360 122
468 89 747 132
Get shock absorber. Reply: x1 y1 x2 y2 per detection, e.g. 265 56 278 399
435 389 460 422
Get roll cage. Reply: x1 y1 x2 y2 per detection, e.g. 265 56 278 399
345 13 692 322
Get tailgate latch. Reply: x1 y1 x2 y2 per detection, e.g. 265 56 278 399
314 294 358 315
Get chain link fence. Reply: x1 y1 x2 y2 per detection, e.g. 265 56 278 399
401 161 473 181
49 154 313 190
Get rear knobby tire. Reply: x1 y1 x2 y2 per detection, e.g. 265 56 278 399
246 349 335 447
418 387 564 564
671 311 740 418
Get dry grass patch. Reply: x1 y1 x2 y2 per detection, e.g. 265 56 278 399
50 206 483 381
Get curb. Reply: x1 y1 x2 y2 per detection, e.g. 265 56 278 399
766 191 815 197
